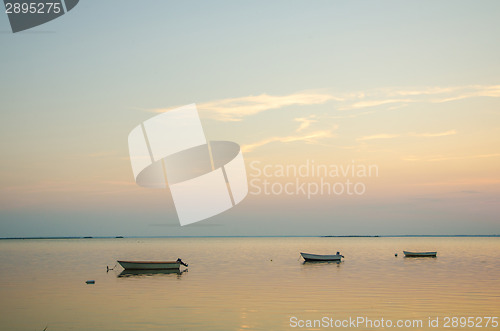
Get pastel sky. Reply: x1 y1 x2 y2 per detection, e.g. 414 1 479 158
1 1 499 237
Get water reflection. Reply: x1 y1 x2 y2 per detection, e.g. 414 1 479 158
117 268 188 278
403 256 437 259
302 260 342 266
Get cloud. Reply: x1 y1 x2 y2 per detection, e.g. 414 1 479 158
428 153 500 162
328 110 376 119
403 153 500 162
357 134 400 141
432 85 500 103
146 85 500 121
242 130 335 153
359 130 457 142
337 99 413 111
335 85 500 111
402 156 421 161
151 92 340 121
411 130 457 137
385 86 459 97
294 115 317 132
415 178 500 186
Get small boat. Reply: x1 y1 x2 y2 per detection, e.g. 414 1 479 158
300 252 344 262
403 251 437 257
117 258 188 270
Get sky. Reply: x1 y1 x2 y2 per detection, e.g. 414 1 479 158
0 1 499 237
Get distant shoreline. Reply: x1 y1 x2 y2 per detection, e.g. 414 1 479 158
0 234 499 240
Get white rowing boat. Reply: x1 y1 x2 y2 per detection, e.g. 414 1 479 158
300 252 344 262
117 258 188 270
403 251 437 257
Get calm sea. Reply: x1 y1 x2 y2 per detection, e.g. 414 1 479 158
0 237 499 330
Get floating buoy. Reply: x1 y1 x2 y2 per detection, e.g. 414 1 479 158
86 280 95 284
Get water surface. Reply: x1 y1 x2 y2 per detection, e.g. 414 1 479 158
0 237 499 330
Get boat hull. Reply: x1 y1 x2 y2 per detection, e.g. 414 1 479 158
300 252 343 262
403 251 437 257
117 260 181 270
118 269 185 277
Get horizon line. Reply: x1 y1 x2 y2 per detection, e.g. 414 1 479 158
1 234 499 240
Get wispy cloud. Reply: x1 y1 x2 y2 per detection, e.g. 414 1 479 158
414 178 500 186
242 130 335 153
328 110 376 120
294 115 317 132
359 130 457 142
338 99 413 111
411 130 457 137
357 134 400 141
145 85 500 121
403 153 500 162
432 85 500 103
151 92 339 121
382 86 460 97
335 85 500 111
402 156 421 161
428 153 500 162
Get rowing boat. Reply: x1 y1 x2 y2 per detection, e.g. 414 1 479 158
117 258 188 270
300 252 344 262
403 251 437 257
